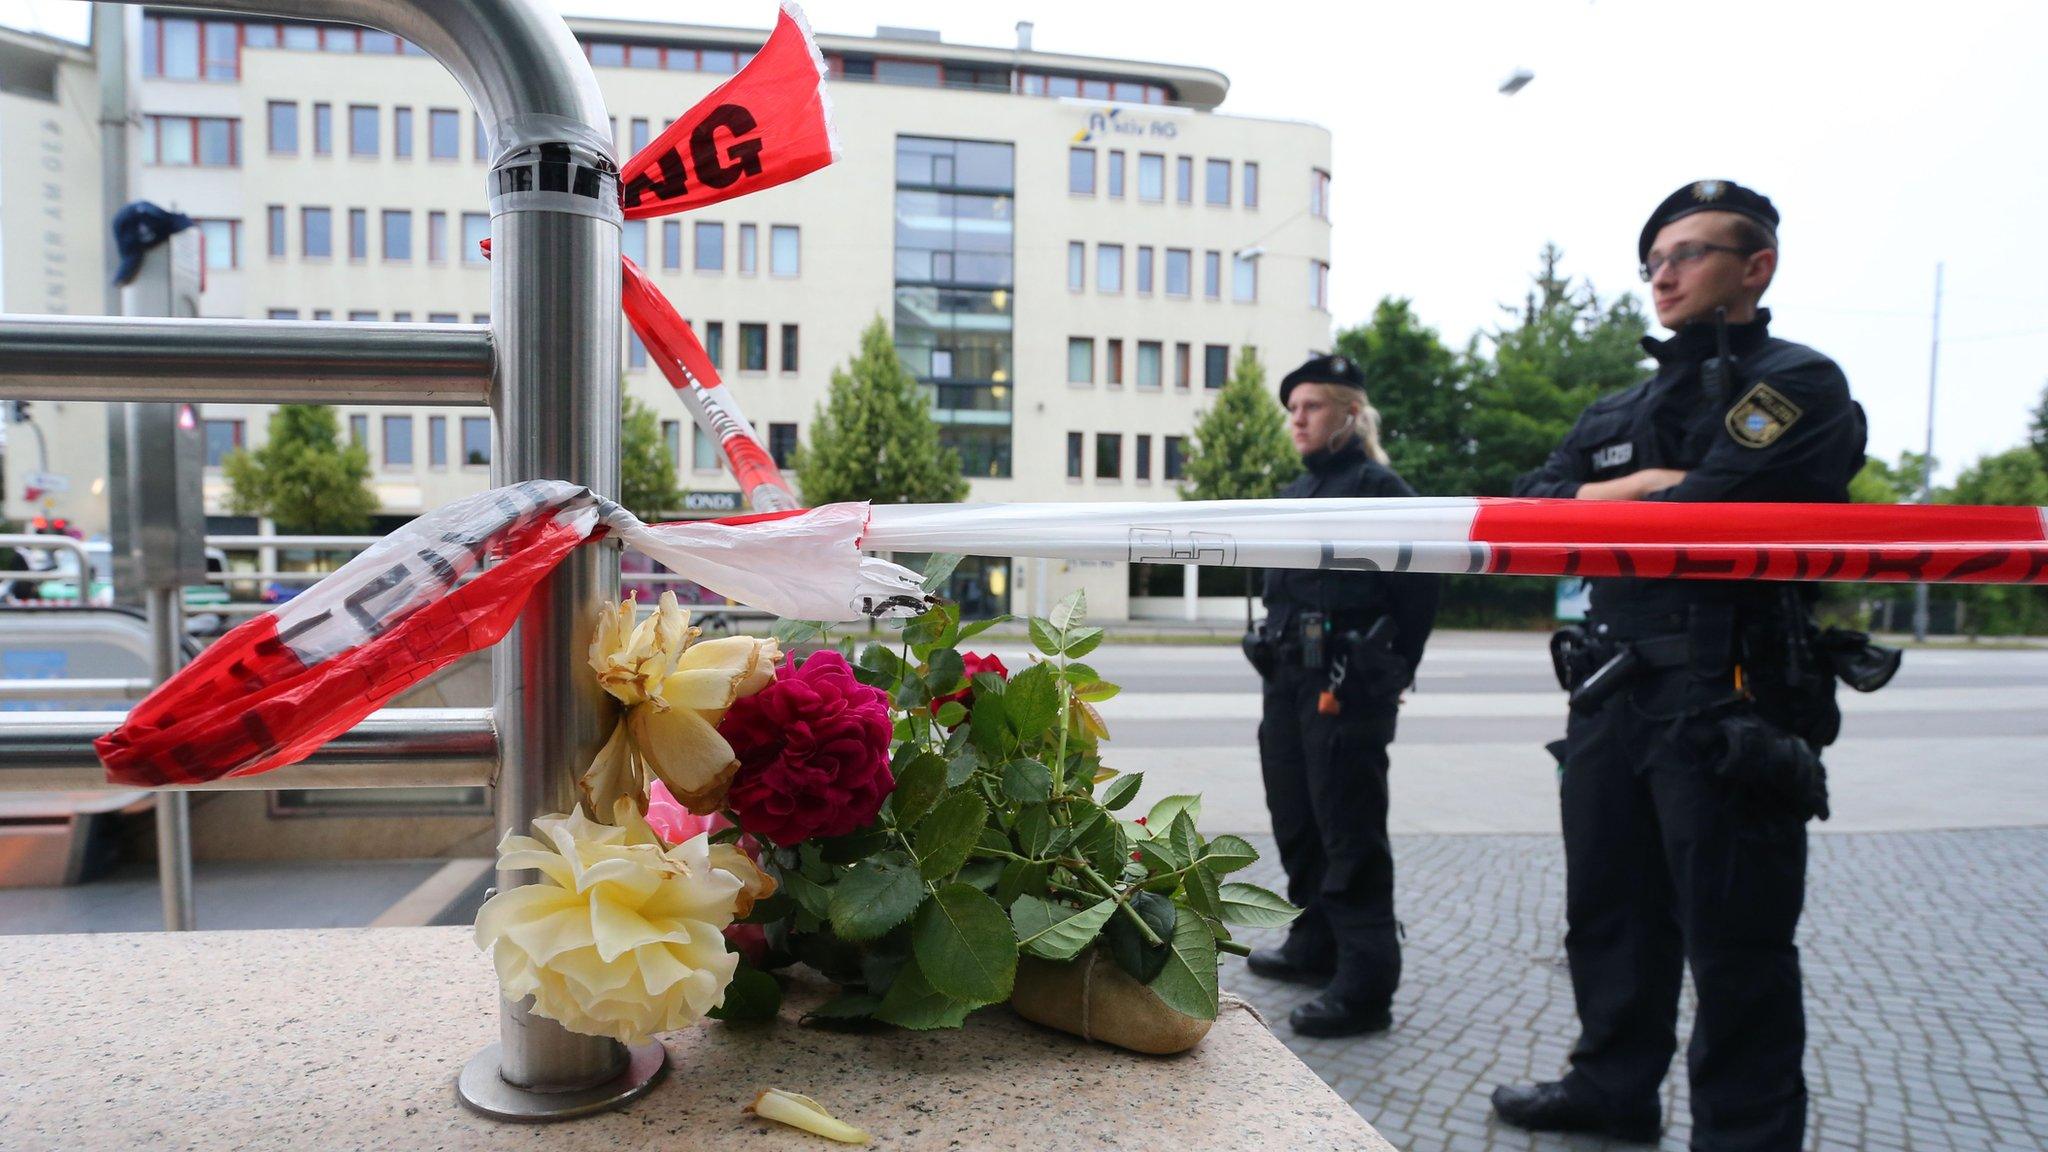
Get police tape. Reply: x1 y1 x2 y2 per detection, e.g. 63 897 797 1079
95 485 2048 787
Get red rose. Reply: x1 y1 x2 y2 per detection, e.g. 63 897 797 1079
929 651 1011 725
723 922 770 967
721 649 893 846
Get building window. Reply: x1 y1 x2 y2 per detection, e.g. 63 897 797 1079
695 222 724 271
1310 259 1330 310
312 310 331 321
462 213 489 264
1164 436 1187 480
427 312 457 323
1069 147 1096 195
392 312 411 322
1205 344 1229 389
1067 241 1085 292
1136 434 1153 481
704 322 724 368
428 415 447 468
1175 343 1191 390
324 27 357 52
349 104 378 156
1311 168 1331 221
267 309 297 320
1097 244 1123 294
1066 432 1083 480
1137 341 1162 391
737 224 758 275
622 219 648 267
692 424 719 470
1205 159 1231 206
780 324 799 372
1096 433 1122 480
771 225 800 276
1233 255 1259 302
348 209 368 260
302 207 332 258
740 323 768 372
630 117 650 154
662 221 682 269
382 211 412 260
1106 339 1124 387
267 206 286 258
461 416 491 465
1067 337 1094 386
1175 155 1193 203
348 413 369 446
348 310 378 322
429 109 459 159
1136 246 1154 294
1137 153 1164 202
1204 250 1222 299
382 415 414 467
393 106 413 159
427 211 447 262
1243 162 1260 208
1107 151 1126 198
143 116 240 167
1165 248 1191 297
202 419 242 467
768 423 799 469
267 101 297 154
627 331 648 370
312 103 331 155
661 420 681 470
197 219 238 270
143 16 198 79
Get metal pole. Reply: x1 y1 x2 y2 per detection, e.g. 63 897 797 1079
144 586 193 930
1913 262 1943 642
95 2 129 316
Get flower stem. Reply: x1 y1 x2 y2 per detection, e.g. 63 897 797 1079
1075 860 1165 949
1217 939 1251 958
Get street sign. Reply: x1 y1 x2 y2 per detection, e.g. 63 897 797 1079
24 471 69 495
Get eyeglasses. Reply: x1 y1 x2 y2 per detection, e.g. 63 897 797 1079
1638 242 1756 282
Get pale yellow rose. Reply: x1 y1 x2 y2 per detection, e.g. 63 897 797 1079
580 592 781 817
475 801 778 1045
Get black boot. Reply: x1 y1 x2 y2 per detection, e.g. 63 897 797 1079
1489 1081 1661 1142
1288 989 1392 1037
1245 946 1335 986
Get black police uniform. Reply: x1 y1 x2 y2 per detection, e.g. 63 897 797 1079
1509 304 1867 1150
1253 363 1441 1029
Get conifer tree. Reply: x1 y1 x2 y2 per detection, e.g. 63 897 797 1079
222 404 378 534
796 316 969 505
1181 347 1297 501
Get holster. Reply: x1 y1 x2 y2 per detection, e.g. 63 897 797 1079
1739 589 1843 748
1242 628 1276 678
1341 617 1409 700
1698 709 1831 822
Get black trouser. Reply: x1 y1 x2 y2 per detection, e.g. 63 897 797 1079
1258 662 1401 1006
1558 667 1808 1152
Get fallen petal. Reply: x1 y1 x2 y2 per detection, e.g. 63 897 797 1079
747 1088 870 1145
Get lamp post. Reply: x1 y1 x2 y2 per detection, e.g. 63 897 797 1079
1912 262 1943 643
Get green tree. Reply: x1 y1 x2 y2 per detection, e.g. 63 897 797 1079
796 317 968 505
1333 297 1473 497
620 393 683 519
1181 347 1297 501
222 405 377 534
1849 451 1933 505
1942 448 2048 635
2027 380 2048 472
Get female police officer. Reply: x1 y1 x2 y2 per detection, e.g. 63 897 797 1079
1245 354 1441 1037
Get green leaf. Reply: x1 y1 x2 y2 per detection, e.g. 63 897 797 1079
771 619 825 647
1146 904 1220 1021
1050 588 1087 632
912 883 1018 1003
893 676 932 711
1134 836 1187 875
1199 833 1258 875
1004 662 1062 741
778 868 834 920
958 858 1004 892
889 751 949 828
944 745 984 788
920 551 965 592
914 792 988 881
1061 627 1104 659
819 826 891 865
1075 809 1130 878
874 959 978 1030
955 614 1011 644
856 642 907 681
1076 681 1121 703
1145 794 1202 831
1182 863 1223 922
996 859 1047 908
1027 617 1063 657
934 700 967 727
1216 882 1304 928
706 963 781 1022
803 993 882 1025
1013 804 1053 859
967 691 1011 758
1000 758 1053 804
1010 896 1119 962
1169 811 1202 868
1098 772 1144 811
827 851 926 942
1062 662 1100 686
923 648 966 696
1106 889 1176 983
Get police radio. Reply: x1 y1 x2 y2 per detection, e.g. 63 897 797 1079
1700 305 1736 402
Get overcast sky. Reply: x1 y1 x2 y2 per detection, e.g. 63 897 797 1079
7 0 2043 481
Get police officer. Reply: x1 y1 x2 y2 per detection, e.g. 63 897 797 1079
1245 354 1441 1037
1491 182 1868 1150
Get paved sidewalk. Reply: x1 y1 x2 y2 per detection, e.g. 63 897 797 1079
1222 829 2048 1152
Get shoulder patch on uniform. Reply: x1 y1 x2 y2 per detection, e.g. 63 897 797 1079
1725 381 1803 449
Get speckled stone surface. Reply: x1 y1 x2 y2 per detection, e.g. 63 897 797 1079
0 928 1394 1150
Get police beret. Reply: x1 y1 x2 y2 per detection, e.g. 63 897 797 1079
1279 354 1367 407
1638 180 1779 264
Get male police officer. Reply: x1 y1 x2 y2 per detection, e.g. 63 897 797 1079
1492 182 1867 1149
1245 354 1441 1037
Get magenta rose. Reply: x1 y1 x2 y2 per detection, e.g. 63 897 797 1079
720 649 893 846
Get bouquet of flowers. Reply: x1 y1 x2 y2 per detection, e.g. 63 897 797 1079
476 556 1296 1050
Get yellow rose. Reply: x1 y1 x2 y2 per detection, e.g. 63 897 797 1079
475 802 777 1045
581 592 781 817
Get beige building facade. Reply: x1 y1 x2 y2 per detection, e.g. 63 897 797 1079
4 9 1334 621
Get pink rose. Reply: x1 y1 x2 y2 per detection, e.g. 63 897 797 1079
720 650 893 846
929 651 1010 726
645 779 722 845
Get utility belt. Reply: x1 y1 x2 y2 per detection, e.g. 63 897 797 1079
1243 610 1409 713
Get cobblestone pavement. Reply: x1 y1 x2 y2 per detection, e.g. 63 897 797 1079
1221 829 2048 1152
